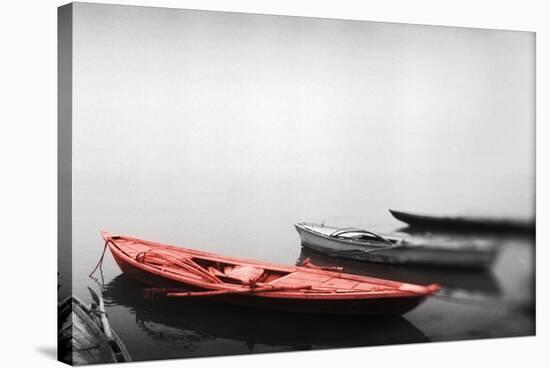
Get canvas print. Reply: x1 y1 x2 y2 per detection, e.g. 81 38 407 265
57 2 535 365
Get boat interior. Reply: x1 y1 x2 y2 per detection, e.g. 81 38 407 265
299 223 400 244
110 236 405 293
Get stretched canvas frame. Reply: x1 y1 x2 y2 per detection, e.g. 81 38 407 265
58 2 535 366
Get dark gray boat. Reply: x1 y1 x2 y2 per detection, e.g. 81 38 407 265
295 222 498 268
390 209 535 233
58 289 131 365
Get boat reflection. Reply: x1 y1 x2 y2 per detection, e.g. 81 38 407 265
103 275 429 353
396 225 535 240
297 247 501 297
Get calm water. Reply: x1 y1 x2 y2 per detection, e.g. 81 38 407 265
60 174 535 362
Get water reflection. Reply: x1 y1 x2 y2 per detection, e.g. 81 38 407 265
88 225 534 360
103 275 429 354
396 226 535 240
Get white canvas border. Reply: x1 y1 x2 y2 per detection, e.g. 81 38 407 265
0 1 545 367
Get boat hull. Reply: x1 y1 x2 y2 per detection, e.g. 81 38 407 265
58 296 131 365
390 209 535 233
295 224 496 268
110 245 426 316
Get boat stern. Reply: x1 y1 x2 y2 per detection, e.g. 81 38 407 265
294 222 315 241
399 283 441 295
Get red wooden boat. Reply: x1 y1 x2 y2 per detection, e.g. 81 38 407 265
101 231 440 316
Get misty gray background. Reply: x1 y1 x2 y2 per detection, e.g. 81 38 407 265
71 2 534 265
63 3 535 360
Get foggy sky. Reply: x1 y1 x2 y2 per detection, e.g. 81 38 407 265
72 3 535 219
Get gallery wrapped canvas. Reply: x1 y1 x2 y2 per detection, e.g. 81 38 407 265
58 2 535 365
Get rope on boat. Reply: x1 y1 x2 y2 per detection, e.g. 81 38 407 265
89 239 110 280
136 251 224 284
144 283 313 299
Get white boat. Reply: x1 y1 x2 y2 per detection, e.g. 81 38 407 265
294 222 498 268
